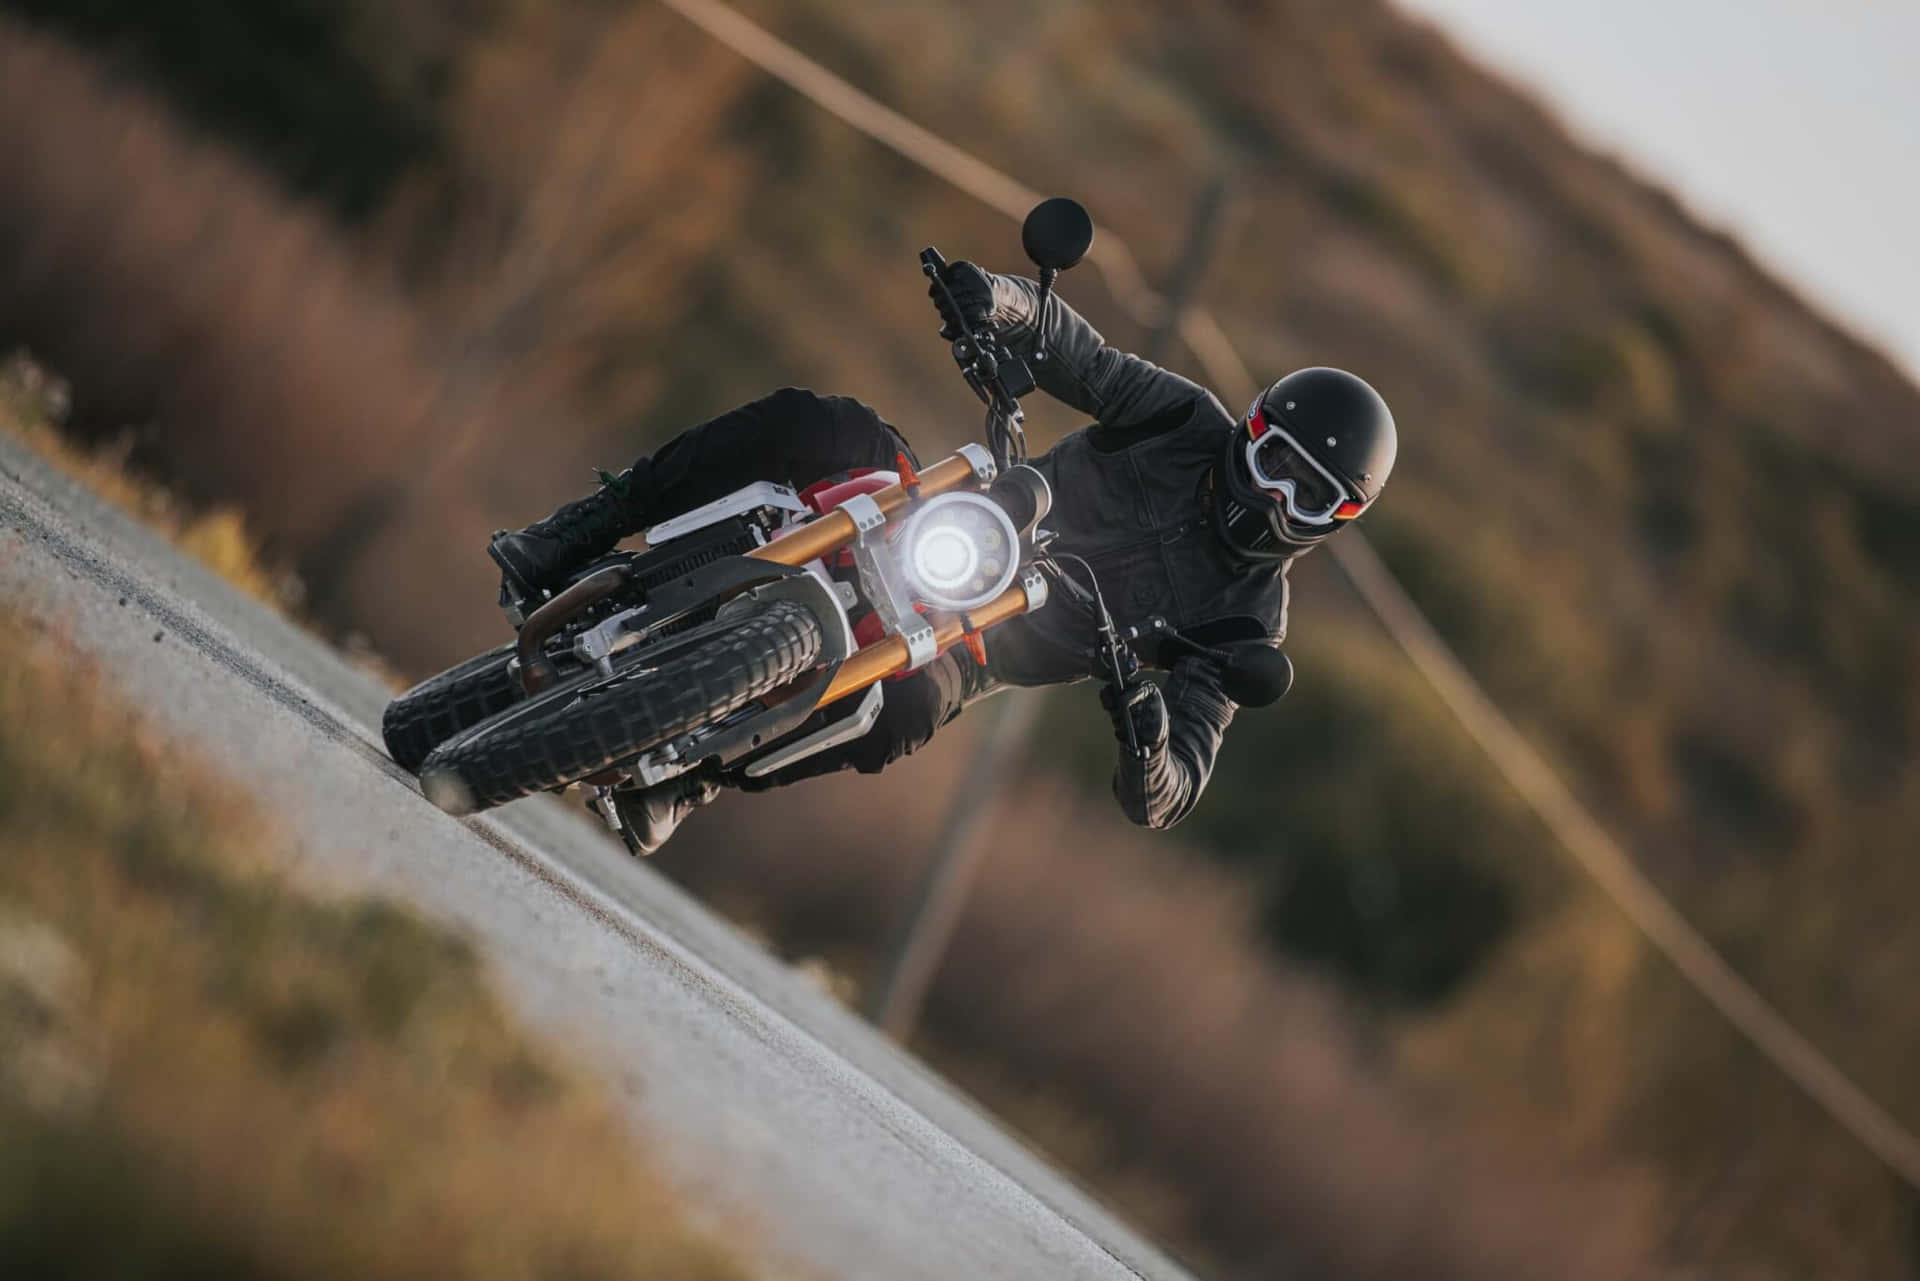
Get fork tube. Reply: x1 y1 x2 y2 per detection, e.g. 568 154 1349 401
819 574 1038 705
747 453 983 567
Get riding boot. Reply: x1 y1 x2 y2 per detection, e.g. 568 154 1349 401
489 469 643 597
616 773 721 856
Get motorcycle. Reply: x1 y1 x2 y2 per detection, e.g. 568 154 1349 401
383 198 1289 851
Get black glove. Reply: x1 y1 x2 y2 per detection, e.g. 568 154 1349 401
928 260 996 339
1100 677 1170 760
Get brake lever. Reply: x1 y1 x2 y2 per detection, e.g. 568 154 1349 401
921 248 984 357
920 245 1034 430
1094 615 1145 759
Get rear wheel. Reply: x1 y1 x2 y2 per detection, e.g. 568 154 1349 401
382 644 526 774
419 598 824 814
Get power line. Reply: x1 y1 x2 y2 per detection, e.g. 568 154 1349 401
654 0 1920 1190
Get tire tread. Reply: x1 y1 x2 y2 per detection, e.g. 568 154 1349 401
421 599 823 811
382 644 523 773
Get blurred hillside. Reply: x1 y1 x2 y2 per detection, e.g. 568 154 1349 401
2 1 1918 1277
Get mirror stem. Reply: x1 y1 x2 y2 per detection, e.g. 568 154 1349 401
1033 266 1059 364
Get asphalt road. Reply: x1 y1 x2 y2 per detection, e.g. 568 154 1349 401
0 432 1194 1281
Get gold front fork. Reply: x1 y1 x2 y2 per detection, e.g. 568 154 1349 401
746 453 986 567
748 449 1040 705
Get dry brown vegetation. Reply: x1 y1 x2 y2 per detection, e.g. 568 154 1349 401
1 350 292 607
0 21 501 650
0 12 747 661
3 0 1918 1276
0 606 751 1280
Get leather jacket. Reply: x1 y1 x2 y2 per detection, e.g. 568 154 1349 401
967 274 1297 829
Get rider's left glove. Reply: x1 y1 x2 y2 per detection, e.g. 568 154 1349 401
1100 677 1169 761
929 260 997 340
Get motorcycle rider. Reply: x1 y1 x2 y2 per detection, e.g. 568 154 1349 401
490 262 1397 852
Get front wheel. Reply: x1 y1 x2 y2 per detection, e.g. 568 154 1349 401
418 598 825 814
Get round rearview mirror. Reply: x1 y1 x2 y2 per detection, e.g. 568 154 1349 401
1022 197 1095 272
1220 645 1293 709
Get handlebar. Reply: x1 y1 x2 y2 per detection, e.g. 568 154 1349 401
1119 617 1226 666
1096 616 1294 710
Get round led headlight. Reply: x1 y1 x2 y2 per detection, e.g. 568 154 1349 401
896 492 1020 611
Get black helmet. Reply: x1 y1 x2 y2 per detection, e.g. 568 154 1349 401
1212 367 1396 559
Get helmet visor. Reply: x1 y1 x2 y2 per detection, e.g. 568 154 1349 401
1245 409 1367 526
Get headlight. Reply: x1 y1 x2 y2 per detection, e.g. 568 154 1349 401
897 492 1020 611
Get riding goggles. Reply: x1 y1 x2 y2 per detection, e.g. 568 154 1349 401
1245 403 1368 526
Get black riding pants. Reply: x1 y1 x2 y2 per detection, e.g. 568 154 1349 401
629 387 969 790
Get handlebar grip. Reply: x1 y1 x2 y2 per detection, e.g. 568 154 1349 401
919 246 948 277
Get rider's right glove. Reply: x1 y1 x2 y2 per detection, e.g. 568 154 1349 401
929 260 997 339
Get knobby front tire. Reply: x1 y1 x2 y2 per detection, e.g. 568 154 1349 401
417 598 825 814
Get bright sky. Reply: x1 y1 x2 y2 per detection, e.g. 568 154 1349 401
1392 0 1920 381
